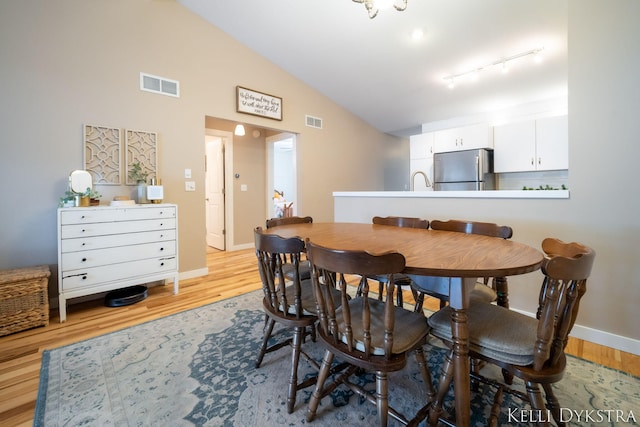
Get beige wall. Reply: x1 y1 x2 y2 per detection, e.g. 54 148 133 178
0 1 402 291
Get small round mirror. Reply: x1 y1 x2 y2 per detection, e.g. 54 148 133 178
69 170 92 193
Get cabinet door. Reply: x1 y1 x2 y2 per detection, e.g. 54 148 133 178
535 115 568 171
493 120 536 173
409 157 434 191
433 129 457 153
409 133 434 159
459 124 494 150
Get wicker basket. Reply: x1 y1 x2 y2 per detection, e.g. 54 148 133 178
0 265 51 336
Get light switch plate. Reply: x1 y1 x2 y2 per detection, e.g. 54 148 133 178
185 181 196 191
241 184 247 192
184 168 192 178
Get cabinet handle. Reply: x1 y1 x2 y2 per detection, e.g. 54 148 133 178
81 215 85 219
538 157 542 165
160 223 163 226
82 257 87 262
531 158 534 166
160 262 165 266
82 243 86 246
82 275 87 280
160 247 164 251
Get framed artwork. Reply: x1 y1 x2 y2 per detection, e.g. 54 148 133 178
84 124 121 185
236 86 283 121
125 129 157 185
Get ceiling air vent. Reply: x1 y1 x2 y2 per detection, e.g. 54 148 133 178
140 72 180 97
305 115 323 129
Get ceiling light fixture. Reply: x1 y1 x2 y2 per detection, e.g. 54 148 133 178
443 46 544 89
352 0 408 19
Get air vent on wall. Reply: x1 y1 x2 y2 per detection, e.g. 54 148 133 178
305 115 323 129
140 72 180 97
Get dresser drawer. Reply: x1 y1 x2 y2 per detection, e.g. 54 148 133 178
61 218 175 239
60 229 176 253
61 256 177 290
60 206 176 225
61 241 176 271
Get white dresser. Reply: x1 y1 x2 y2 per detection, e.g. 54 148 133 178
57 204 178 322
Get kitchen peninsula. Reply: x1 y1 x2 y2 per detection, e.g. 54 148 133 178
334 189 569 227
332 188 572 328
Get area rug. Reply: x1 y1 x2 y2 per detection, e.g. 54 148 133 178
35 290 639 426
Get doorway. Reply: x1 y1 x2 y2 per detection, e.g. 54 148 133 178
266 133 297 219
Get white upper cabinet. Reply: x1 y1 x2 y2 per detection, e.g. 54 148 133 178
409 132 434 159
493 115 568 173
493 121 536 173
433 124 493 153
535 115 568 171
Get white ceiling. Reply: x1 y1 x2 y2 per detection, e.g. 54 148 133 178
178 0 568 136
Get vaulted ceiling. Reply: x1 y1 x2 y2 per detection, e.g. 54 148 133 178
178 0 567 136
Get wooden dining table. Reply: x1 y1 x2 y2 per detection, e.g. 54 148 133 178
263 222 544 426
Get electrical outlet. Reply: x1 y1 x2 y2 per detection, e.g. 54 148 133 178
185 181 196 191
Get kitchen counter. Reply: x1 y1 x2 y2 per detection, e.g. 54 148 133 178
333 190 569 199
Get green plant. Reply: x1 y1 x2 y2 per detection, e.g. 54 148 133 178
82 187 101 199
129 162 149 184
58 190 77 207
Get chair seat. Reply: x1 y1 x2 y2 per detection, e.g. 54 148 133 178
429 303 538 366
336 298 429 356
282 260 312 280
278 278 341 316
469 282 497 303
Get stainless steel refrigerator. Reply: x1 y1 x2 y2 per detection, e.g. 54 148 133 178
433 148 495 191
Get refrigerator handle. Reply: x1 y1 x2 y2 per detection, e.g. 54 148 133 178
475 155 480 181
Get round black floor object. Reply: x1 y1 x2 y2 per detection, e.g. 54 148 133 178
105 285 148 307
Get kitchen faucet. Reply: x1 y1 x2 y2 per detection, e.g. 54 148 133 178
411 170 431 191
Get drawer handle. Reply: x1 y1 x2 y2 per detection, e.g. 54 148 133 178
82 243 86 246
82 257 87 262
81 215 85 219
82 229 86 233
160 223 163 226
160 247 164 251
160 262 165 266
82 275 87 280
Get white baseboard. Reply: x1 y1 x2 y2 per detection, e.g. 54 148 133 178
179 268 208 281
570 323 640 356
513 308 640 356
227 243 254 251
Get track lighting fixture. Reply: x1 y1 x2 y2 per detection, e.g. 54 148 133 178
443 47 544 89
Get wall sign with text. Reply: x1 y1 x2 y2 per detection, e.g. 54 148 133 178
236 86 282 121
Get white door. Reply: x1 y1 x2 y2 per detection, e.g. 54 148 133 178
205 135 225 249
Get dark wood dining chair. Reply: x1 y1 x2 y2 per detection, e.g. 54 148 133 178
254 226 341 414
305 240 434 427
265 215 313 229
361 216 429 307
414 219 514 310
265 215 313 281
425 238 595 427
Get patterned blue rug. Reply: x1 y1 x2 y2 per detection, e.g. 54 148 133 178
35 291 639 426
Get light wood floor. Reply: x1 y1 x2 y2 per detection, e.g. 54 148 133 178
1 247 637 426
